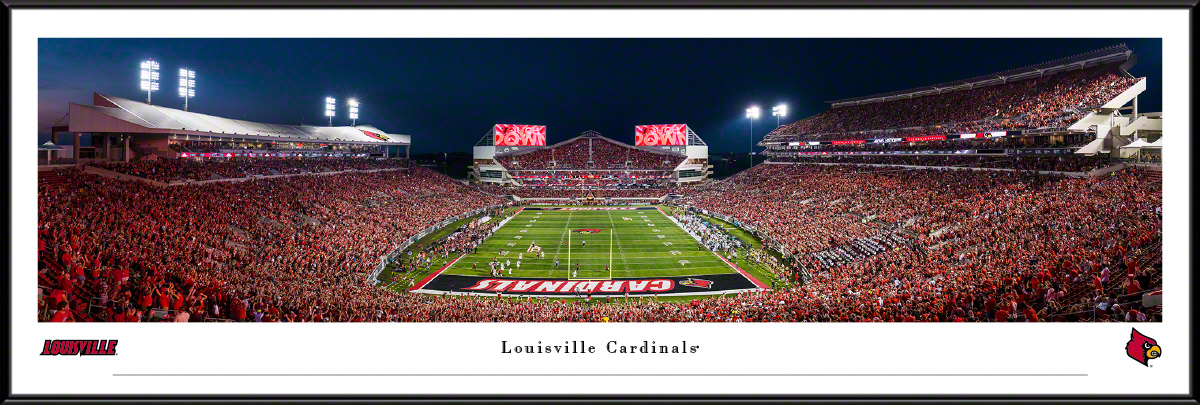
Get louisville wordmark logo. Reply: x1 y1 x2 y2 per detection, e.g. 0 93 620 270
680 278 713 289
573 229 604 234
1126 328 1161 367
41 340 118 356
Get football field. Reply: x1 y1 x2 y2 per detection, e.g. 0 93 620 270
442 207 735 279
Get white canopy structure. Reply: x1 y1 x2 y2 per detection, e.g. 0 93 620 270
67 93 410 146
1120 139 1151 149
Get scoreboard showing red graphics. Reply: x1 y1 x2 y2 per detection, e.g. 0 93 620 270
493 124 547 146
635 124 689 146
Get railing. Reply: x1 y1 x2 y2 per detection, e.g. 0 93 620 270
1046 288 1162 321
370 204 505 284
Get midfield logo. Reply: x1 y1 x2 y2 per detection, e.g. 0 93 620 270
679 278 713 289
573 229 605 234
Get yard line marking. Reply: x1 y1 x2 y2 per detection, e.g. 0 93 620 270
606 210 631 278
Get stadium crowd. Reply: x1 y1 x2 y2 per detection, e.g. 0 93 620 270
37 166 503 322
171 140 384 154
501 137 683 170
673 163 1160 322
767 155 1115 173
776 133 1096 154
38 160 1160 322
91 157 408 182
768 63 1138 142
509 187 682 199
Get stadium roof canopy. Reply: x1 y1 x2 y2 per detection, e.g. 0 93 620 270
66 93 410 146
826 44 1134 108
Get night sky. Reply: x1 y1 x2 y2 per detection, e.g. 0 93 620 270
38 38 1162 154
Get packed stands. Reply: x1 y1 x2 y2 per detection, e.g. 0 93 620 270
784 133 1096 154
501 137 683 171
36 160 1160 322
768 155 1116 173
171 140 384 154
672 163 1161 322
90 157 408 183
507 187 682 199
495 134 688 198
766 63 1138 144
37 166 503 322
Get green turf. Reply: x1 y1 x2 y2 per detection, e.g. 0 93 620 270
443 207 736 279
689 211 793 289
378 214 483 286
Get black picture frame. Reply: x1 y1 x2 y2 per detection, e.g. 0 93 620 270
4 1 1195 404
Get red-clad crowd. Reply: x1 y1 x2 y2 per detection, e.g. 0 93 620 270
768 155 1115 173
501 137 683 171
38 166 503 322
767 63 1138 143
780 133 1096 154
509 187 683 199
92 157 407 183
675 163 1161 322
171 140 383 154
38 156 1161 322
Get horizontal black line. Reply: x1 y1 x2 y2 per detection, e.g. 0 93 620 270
114 373 1088 377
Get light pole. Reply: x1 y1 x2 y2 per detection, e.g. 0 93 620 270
324 97 336 126
178 68 196 111
772 104 787 128
139 59 160 104
348 99 360 126
746 106 760 168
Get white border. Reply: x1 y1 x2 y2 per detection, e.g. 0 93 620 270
12 8 1191 396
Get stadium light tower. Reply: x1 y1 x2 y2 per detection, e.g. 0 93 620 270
178 68 196 111
324 97 336 126
139 59 160 104
348 99 360 126
746 105 761 167
772 104 787 127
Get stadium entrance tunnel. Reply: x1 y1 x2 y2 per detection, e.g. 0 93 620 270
412 273 763 297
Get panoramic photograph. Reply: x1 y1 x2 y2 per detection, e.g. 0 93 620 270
36 38 1163 323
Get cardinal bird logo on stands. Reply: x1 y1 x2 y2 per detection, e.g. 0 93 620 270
359 129 389 141
1125 328 1161 367
573 229 604 234
680 278 713 289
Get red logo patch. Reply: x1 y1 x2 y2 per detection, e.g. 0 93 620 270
680 278 713 289
573 229 604 234
1126 328 1161 367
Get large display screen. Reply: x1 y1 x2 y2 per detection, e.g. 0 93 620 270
493 124 546 146
635 124 688 146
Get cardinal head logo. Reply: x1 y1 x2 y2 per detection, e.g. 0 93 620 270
680 278 713 289
573 229 604 234
1125 328 1161 367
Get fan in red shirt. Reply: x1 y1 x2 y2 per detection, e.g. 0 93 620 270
1021 304 1039 322
232 300 248 322
1126 278 1142 295
49 302 73 322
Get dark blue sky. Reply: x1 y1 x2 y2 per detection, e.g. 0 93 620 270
38 38 1161 154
